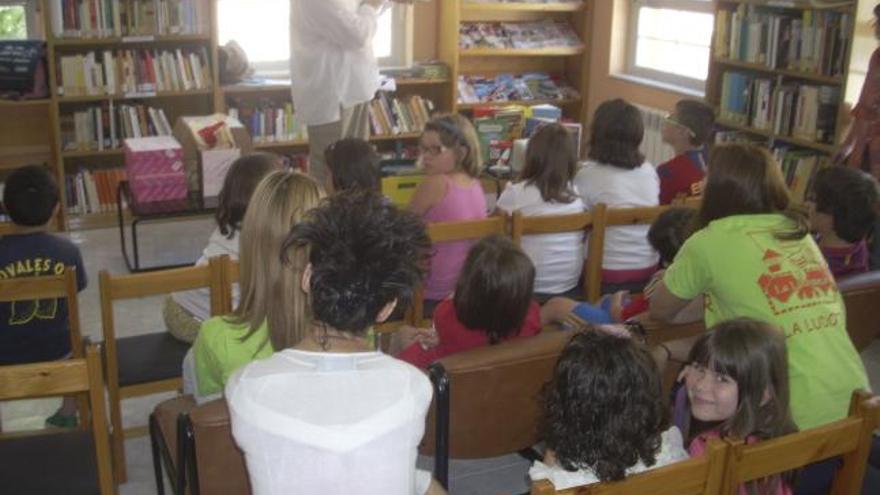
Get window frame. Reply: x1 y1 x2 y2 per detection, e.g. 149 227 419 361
0 0 38 40
625 0 714 93
220 2 412 80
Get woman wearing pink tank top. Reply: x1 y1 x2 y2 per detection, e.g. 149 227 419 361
409 114 487 303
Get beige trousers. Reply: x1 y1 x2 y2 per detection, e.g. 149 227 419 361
306 102 372 188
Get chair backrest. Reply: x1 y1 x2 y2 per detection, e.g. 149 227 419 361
0 344 114 494
530 439 729 495
185 398 251 495
585 204 670 302
838 271 880 351
410 216 508 324
0 268 84 360
722 390 880 495
423 328 572 487
511 210 594 300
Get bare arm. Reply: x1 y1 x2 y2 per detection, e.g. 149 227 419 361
408 175 448 216
649 279 696 323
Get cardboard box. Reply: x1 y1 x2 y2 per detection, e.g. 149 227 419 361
172 114 253 198
124 136 187 204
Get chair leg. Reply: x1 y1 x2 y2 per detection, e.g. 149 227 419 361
109 389 128 483
176 415 190 495
148 415 166 495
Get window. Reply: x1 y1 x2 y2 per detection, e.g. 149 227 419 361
626 0 714 92
0 0 36 40
218 1 411 79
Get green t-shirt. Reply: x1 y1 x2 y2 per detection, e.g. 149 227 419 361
193 316 273 397
664 214 868 430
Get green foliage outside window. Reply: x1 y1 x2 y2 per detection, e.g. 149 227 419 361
0 6 26 40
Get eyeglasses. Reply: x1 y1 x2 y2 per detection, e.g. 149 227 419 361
664 114 697 138
418 144 447 156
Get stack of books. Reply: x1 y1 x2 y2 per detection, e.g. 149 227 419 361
48 0 209 38
719 71 838 143
457 72 579 104
60 102 172 152
459 20 581 49
64 168 128 215
775 147 830 202
227 101 307 144
714 4 852 78
57 47 211 97
369 93 435 136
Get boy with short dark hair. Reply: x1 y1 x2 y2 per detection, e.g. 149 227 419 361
0 165 87 427
812 166 880 278
657 99 716 204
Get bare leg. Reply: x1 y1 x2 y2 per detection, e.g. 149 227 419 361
540 297 579 327
425 479 448 495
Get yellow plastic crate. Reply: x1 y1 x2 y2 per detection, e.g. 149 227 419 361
382 174 424 206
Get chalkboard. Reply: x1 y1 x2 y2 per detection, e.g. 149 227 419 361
0 41 44 95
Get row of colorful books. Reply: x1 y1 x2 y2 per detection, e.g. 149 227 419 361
64 168 128 215
369 93 435 137
60 102 172 152
227 102 308 144
48 0 208 38
459 20 581 49
715 131 830 202
719 71 838 144
57 47 211 97
457 72 579 104
713 5 852 77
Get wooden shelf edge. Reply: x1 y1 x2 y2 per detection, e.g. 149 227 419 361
222 83 291 94
57 89 214 103
714 58 844 85
0 99 51 107
462 2 585 13
52 34 211 47
250 133 422 148
61 149 125 159
253 140 308 149
457 97 581 109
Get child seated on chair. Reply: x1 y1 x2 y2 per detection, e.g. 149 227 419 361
811 166 879 278
657 99 715 205
0 165 87 428
165 152 281 343
541 207 699 328
393 234 542 368
530 330 688 490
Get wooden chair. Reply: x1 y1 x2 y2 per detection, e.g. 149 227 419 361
0 268 90 425
585 204 670 302
99 256 227 482
422 328 572 488
409 216 508 325
511 210 595 302
0 344 115 495
838 271 880 351
722 390 880 495
530 439 728 495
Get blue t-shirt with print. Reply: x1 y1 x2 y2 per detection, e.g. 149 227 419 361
0 232 87 364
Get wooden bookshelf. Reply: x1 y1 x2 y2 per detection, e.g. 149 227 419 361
57 88 214 103
52 34 212 47
439 0 593 139
713 57 844 85
61 148 126 159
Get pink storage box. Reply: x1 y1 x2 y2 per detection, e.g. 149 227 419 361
124 136 187 203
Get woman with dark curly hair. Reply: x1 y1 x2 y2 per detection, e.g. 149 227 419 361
529 330 687 490
226 191 447 495
574 98 660 290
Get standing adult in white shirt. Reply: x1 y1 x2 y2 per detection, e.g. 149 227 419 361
290 0 408 188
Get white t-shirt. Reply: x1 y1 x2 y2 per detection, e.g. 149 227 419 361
573 160 660 272
289 0 387 126
496 181 586 294
529 426 688 490
171 227 240 321
226 349 433 495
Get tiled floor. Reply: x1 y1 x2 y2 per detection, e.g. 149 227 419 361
2 219 880 495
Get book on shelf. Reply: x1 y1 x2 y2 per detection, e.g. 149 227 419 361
48 0 209 39
380 61 449 81
457 72 579 104
227 101 307 144
719 70 839 144
61 102 172 152
459 20 581 49
369 93 435 137
64 167 128 215
57 47 211 97
713 4 852 78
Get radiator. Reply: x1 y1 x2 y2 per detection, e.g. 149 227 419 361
635 104 674 167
